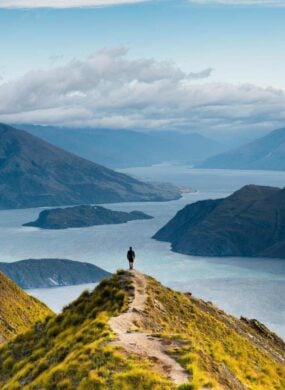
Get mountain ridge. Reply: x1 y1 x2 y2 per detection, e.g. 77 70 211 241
16 124 226 168
153 184 285 258
0 259 111 289
198 127 285 171
0 123 180 210
0 270 284 388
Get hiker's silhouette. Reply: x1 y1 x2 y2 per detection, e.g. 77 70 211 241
127 247 135 270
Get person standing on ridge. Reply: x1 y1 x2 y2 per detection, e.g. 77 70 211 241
127 247 135 270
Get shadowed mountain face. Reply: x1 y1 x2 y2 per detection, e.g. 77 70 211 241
198 127 285 171
153 184 285 258
0 124 180 210
0 259 111 289
23 205 153 229
0 272 52 343
17 124 226 168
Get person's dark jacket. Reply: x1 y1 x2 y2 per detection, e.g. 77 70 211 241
127 249 135 262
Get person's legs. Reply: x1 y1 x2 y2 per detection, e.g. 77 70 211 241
129 261 134 270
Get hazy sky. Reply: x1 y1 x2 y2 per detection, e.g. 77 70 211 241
0 0 285 136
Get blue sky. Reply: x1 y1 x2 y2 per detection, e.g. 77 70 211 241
1 1 285 87
0 0 285 136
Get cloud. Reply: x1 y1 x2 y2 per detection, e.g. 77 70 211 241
0 48 284 135
0 0 147 8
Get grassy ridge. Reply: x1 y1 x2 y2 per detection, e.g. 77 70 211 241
0 271 174 389
142 276 285 389
0 272 52 343
0 271 284 389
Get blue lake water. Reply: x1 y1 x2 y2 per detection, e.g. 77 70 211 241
0 167 284 338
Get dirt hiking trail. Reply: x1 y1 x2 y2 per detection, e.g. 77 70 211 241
109 270 189 386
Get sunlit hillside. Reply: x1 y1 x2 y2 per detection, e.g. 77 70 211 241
0 272 52 343
0 271 284 389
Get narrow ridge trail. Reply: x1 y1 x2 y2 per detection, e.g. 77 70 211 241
109 270 189 386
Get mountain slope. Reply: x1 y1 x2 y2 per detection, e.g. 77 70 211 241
17 124 226 168
0 123 180 210
0 272 52 343
0 271 284 389
198 127 285 171
153 184 285 258
0 259 111 289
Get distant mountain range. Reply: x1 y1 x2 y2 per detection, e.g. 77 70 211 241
0 259 111 289
153 184 285 258
0 123 180 210
16 124 226 168
199 127 285 171
0 271 52 343
23 205 153 229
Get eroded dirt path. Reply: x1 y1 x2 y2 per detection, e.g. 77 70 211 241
109 270 188 386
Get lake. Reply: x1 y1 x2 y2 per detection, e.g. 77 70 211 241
0 166 284 338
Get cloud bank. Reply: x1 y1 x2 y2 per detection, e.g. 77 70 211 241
0 0 147 8
1 0 285 7
0 48 284 134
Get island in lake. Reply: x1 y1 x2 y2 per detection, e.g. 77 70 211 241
23 205 153 230
0 259 111 289
153 184 285 258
